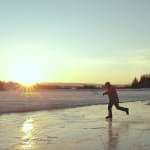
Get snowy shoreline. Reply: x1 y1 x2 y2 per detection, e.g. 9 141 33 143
0 89 150 114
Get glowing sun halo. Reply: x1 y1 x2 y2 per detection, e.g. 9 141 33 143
8 63 44 86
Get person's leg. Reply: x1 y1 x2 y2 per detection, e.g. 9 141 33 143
106 103 113 118
115 103 129 115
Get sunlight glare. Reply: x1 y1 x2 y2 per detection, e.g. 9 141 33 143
21 118 34 149
22 119 33 133
8 63 44 85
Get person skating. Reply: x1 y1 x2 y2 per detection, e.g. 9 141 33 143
103 82 129 119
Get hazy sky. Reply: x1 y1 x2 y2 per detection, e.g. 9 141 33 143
0 0 150 84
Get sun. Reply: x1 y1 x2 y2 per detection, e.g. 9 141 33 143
19 79 37 87
8 63 45 86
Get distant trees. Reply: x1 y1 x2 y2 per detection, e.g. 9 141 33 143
0 74 150 91
131 77 139 88
131 74 150 88
34 83 100 90
0 81 20 90
0 81 4 90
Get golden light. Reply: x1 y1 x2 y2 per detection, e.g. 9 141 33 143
6 52 66 84
21 118 34 149
22 119 33 133
8 62 45 86
22 122 33 132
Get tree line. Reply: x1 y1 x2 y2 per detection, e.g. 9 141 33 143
131 74 150 88
0 74 150 90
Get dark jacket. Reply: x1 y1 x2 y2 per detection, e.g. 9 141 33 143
105 86 119 104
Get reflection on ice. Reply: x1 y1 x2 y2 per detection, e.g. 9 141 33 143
22 119 33 133
107 120 118 150
106 120 130 150
0 101 149 150
21 118 34 149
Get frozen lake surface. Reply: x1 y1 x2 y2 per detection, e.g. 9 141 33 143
0 89 150 113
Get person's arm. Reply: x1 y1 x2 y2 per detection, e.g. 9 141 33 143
103 91 108 96
103 87 114 96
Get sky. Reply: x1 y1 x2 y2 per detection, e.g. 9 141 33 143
0 0 150 85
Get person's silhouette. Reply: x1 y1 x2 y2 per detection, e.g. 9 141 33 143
103 82 129 119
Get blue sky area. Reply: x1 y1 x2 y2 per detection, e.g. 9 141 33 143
0 0 150 84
